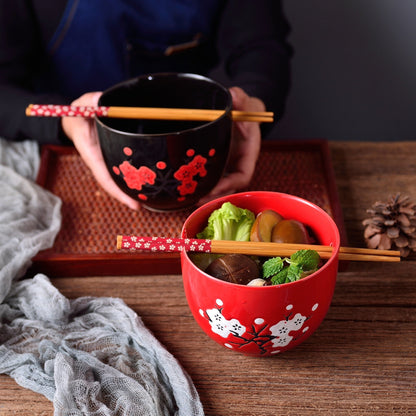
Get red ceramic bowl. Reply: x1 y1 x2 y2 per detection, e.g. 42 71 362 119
181 191 340 356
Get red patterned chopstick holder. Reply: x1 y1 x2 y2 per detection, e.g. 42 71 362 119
27 104 109 118
119 235 212 253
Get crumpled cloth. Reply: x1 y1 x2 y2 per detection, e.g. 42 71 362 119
0 138 204 416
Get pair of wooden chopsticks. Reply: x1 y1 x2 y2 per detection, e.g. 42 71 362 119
25 104 274 123
116 235 401 262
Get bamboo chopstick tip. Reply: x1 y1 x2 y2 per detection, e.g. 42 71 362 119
116 235 123 250
25 104 33 116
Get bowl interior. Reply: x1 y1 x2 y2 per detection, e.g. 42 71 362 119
182 191 340 254
98 72 232 135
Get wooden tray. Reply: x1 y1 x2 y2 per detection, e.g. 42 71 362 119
31 139 346 277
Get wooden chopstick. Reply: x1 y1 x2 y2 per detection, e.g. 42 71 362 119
25 104 274 123
210 240 400 262
105 106 274 122
116 235 401 262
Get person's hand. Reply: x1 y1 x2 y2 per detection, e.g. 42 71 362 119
61 92 141 210
199 86 265 204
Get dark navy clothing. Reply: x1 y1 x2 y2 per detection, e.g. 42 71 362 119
0 0 292 144
47 0 224 97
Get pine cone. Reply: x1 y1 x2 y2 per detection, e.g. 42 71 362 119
362 193 416 257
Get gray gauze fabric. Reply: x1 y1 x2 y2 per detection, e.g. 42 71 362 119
0 138 204 416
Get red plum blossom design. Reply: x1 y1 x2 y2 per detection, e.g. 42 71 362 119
113 146 216 201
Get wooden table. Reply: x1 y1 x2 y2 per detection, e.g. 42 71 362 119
1 141 415 415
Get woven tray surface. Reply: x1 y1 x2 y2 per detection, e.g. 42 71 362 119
38 141 333 256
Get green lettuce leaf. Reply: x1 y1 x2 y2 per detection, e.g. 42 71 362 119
197 202 255 241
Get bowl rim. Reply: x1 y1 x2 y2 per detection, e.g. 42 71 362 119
95 72 233 137
181 191 341 289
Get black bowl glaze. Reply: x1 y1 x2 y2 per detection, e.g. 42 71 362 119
96 73 232 211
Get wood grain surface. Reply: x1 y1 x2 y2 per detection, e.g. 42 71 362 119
1 141 415 415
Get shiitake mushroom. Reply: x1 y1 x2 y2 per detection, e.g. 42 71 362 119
205 253 260 285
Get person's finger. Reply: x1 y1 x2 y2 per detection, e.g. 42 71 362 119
62 92 141 210
229 86 266 112
75 134 141 211
75 91 102 106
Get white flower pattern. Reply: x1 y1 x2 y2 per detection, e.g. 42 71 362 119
269 313 307 348
200 300 318 354
205 308 246 338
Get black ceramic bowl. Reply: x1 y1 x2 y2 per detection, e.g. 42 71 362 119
95 73 232 211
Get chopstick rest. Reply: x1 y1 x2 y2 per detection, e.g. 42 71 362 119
25 104 274 123
116 235 401 262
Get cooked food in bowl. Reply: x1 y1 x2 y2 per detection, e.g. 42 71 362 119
193 201 323 287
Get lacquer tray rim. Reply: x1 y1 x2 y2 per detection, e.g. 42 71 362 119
30 139 347 277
